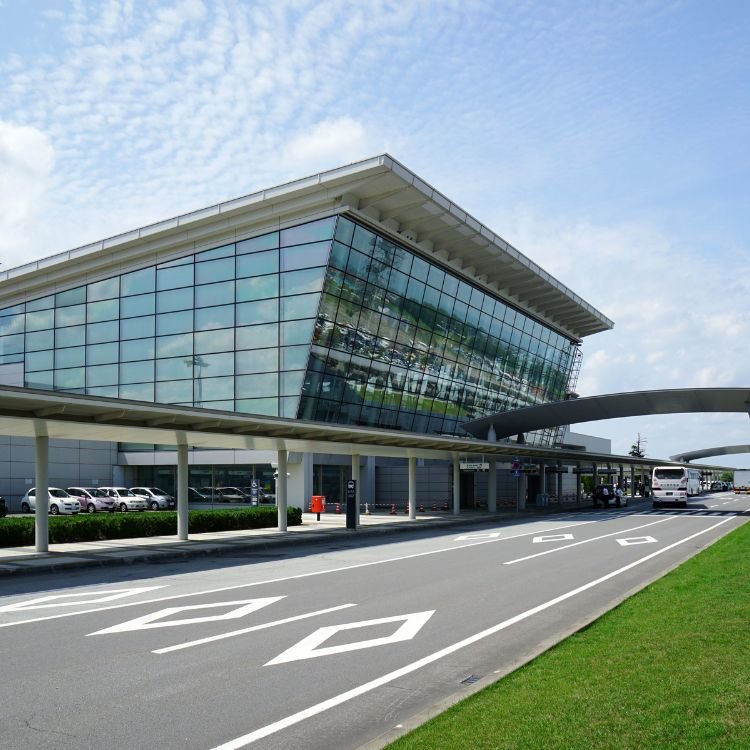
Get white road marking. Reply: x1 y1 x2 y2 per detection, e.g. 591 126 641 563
455 532 500 541
505 516 675 565
617 536 657 546
0 587 164 612
154 603 357 655
0 519 599 629
89 597 285 635
208 516 735 749
266 610 435 665
533 533 574 543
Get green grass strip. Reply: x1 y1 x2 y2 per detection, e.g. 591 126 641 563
388 522 750 750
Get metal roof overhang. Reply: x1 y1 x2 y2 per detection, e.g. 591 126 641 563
463 388 750 440
670 445 750 462
0 155 611 342
0 386 689 469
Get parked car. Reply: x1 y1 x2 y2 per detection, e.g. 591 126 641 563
99 487 147 512
130 487 176 511
188 486 208 502
0 495 6 517
66 487 117 513
204 486 250 502
21 488 81 515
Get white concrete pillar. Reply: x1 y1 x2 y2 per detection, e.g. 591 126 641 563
557 462 563 503
576 462 582 502
34 433 49 553
630 465 635 497
453 457 460 515
277 449 287 532
408 456 417 519
488 460 497 512
352 454 361 527
177 443 189 541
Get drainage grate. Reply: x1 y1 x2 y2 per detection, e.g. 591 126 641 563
461 674 482 685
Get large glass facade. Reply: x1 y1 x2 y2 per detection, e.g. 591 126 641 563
0 213 578 445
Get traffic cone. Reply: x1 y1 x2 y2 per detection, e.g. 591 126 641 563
403 504 409 514
442 501 449 511
335 503 341 514
419 504 424 512
431 503 437 511
390 504 397 515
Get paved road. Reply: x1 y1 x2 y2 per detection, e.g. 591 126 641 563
1 494 747 750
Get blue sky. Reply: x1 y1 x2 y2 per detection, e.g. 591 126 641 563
1 0 749 466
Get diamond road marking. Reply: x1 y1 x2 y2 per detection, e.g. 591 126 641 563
533 534 574 543
455 532 501 541
0 587 165 613
617 536 657 546
265 610 435 665
89 597 285 635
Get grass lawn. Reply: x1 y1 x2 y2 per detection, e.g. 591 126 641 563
387 521 750 749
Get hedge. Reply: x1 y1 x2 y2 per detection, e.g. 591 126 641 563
0 506 302 548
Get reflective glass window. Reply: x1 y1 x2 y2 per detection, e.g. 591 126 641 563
280 371 304 397
26 349 52 371
329 241 349 271
281 293 319 321
236 372 278 398
86 364 118 387
237 299 277 326
236 274 278 302
236 323 278 350
87 277 119 302
0 313 24 336
156 333 193 358
280 241 330 271
196 280 234 308
237 231 279 255
87 320 119 344
426 265 445 290
121 338 155 362
196 243 234 262
280 319 314 346
26 330 54 351
121 293 155 318
116 314 154 341
156 311 191 337
26 295 54 312
121 267 155 296
406 278 425 304
87 298 119 323
411 256 429 282
195 375 234 402
456 281 472 303
120 360 154 384
0 303 24 317
281 345 309 370
388 269 408 297
195 257 234 284
236 398 278 416
55 304 85 328
55 369 84 389
86 385 118 398
120 382 155 401
192 351 234 378
156 380 193 403
194 328 233 354
26 371 53 389
26 309 54 331
56 287 86 307
281 217 336 246
345 249 370 280
56 325 85 348
280 267 326 297
333 216 356 246
236 348 277 374
87 342 119 365
157 288 194 313
156 356 193 381
237 250 278 278
195 305 234 332
157 263 194 291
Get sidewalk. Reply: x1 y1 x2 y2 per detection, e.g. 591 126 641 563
0 508 517 577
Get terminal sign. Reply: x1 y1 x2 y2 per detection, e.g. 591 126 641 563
460 462 490 472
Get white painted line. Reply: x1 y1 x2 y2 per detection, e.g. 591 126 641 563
208 516 736 749
455 532 500 541
505 516 675 565
266 610 435 665
0 519 598 629
533 533 574 543
617 536 657 546
0 587 165 612
154 603 357 655
89 597 285 635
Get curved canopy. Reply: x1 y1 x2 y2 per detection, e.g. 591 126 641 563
670 445 750 462
463 388 750 440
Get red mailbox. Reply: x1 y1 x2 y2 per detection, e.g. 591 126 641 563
311 495 326 515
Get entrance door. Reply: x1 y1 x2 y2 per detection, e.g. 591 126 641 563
460 471 475 509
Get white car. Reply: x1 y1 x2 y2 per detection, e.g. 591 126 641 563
130 487 176 511
66 487 117 513
21 488 81 515
99 487 148 512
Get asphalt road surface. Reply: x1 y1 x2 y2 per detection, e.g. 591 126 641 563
1 493 747 750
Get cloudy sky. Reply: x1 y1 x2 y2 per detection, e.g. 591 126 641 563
1 0 748 466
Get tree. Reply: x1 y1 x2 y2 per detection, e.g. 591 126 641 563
628 433 647 458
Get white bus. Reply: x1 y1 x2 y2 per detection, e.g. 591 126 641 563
651 466 701 507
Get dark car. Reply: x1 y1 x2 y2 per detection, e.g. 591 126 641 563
0 495 6 517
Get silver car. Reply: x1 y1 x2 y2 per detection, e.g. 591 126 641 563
130 487 176 511
21 488 81 515
66 487 117 513
99 487 147 512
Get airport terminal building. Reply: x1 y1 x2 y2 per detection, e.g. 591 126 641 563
0 155 614 509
